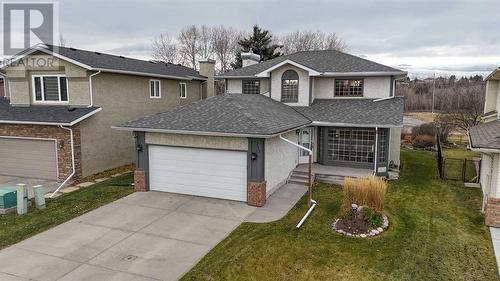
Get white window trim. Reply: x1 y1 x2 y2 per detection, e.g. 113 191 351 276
149 79 161 99
31 74 69 104
180 82 187 99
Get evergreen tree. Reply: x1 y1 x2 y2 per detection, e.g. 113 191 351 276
231 25 282 69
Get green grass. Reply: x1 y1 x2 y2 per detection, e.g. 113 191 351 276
182 149 498 281
443 147 480 181
0 173 134 250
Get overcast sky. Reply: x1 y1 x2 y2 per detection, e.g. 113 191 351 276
57 0 499 77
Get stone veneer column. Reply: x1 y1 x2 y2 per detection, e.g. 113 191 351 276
247 181 266 207
134 169 147 192
485 198 500 227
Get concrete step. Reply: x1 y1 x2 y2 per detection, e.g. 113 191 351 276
292 170 309 176
316 175 345 185
290 175 309 183
290 173 309 180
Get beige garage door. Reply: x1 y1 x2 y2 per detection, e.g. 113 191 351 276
0 137 58 180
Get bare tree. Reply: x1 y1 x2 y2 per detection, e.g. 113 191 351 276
198 25 213 59
151 33 178 63
212 26 240 73
278 30 347 54
178 25 200 69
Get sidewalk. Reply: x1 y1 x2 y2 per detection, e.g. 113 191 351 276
490 227 500 274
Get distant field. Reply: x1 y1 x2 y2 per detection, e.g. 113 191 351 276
404 112 437 122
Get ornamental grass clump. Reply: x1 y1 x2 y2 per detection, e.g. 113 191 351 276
342 175 387 213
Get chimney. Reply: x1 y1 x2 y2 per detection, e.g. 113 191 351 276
198 58 216 98
241 51 260 67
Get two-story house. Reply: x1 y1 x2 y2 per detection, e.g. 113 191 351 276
116 50 406 207
469 67 500 226
0 44 214 189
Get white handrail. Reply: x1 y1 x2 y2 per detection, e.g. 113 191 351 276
279 135 312 155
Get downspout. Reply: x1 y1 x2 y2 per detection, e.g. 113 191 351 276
50 125 75 198
374 127 379 175
279 134 317 229
88 70 101 107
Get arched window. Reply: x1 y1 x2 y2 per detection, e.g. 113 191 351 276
281 70 299 102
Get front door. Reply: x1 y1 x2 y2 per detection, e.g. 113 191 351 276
298 127 314 164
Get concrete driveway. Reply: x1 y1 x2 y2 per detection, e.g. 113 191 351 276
0 192 257 281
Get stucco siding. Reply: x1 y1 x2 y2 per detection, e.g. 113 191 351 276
226 78 269 94
270 65 310 106
79 73 202 177
145 132 248 151
480 153 493 198
5 53 89 107
485 80 499 115
389 127 401 166
265 131 298 196
311 76 392 101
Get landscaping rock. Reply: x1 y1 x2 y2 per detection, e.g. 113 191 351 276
360 234 367 238
76 182 94 188
110 173 123 178
377 227 383 232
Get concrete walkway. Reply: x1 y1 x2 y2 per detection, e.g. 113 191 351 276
490 227 500 274
0 192 256 281
246 183 307 223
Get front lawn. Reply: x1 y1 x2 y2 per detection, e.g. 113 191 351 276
182 149 499 281
0 173 134 250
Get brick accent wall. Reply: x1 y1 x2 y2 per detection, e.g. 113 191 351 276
485 198 500 227
0 124 82 181
134 169 147 192
248 181 266 207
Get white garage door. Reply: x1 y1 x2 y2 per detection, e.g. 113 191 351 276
149 145 247 201
0 137 58 180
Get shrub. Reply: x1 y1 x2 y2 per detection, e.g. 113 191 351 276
411 123 436 140
342 175 387 213
412 134 436 148
360 207 383 228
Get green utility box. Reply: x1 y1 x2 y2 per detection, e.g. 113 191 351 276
0 187 17 214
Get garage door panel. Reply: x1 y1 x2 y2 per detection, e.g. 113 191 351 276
149 162 246 179
149 145 247 202
0 138 58 180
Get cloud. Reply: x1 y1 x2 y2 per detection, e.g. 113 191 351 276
53 0 499 74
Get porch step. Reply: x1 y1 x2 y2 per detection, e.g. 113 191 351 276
288 169 313 186
316 175 346 185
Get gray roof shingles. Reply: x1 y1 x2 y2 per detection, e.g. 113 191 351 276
294 97 404 127
469 121 500 149
39 45 206 79
119 94 311 136
218 50 405 77
0 98 100 125
118 94 404 136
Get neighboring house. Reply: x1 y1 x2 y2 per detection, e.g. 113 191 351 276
116 50 406 207
469 67 500 226
0 44 214 184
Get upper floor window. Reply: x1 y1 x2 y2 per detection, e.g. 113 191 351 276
335 79 363 97
179 82 187 99
281 70 299 103
150 80 161 98
242 79 260 94
33 75 68 103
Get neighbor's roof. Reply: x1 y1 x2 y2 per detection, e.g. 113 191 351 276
116 94 311 137
485 67 500 81
3 44 206 80
469 120 500 150
217 50 406 78
0 98 101 126
294 97 404 127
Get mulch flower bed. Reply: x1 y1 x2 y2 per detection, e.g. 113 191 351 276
332 213 389 238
